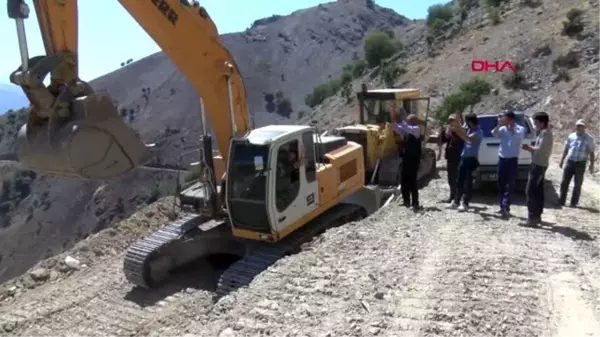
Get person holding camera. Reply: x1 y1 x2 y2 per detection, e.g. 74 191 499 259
446 113 483 212
492 110 526 218
438 113 465 202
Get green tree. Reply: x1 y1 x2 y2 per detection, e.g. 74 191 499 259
426 3 454 28
364 32 399 68
352 59 367 77
459 76 492 106
435 77 493 121
380 63 405 87
305 83 335 107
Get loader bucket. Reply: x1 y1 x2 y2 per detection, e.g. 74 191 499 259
17 93 150 179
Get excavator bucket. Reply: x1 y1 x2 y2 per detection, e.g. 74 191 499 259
17 93 150 179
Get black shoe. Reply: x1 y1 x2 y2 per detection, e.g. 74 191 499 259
499 209 510 219
403 202 410 208
412 204 422 212
569 203 578 208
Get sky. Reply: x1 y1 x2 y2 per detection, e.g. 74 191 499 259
0 0 441 84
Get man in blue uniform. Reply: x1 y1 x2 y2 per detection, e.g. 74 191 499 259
491 110 525 218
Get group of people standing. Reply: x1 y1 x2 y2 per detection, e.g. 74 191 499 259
437 110 595 227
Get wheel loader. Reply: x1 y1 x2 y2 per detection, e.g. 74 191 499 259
5 0 423 295
334 85 437 189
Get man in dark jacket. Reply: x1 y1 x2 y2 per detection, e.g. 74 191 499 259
438 114 465 202
390 111 424 211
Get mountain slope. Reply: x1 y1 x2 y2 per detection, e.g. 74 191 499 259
308 0 599 146
0 0 412 283
89 0 409 166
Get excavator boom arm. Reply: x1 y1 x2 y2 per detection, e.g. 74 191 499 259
7 0 250 167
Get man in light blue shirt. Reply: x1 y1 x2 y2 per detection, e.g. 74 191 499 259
491 110 525 217
558 119 596 207
447 113 484 212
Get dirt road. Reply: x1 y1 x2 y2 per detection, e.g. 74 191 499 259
1 163 598 337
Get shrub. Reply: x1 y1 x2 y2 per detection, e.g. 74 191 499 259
501 62 527 89
562 9 584 36
364 31 399 67
566 8 584 22
276 97 293 117
341 82 353 102
426 4 454 28
352 59 367 77
435 91 471 121
459 77 493 105
305 83 335 107
380 63 405 87
366 0 375 9
553 52 579 70
521 0 541 8
482 0 508 7
428 18 448 36
487 7 501 25
457 0 471 9
553 68 571 82
340 71 353 86
435 77 493 121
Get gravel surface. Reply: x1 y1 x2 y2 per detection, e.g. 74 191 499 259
1 156 598 337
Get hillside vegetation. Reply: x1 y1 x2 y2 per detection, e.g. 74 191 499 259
305 0 598 146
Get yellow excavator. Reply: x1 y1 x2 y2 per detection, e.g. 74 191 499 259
7 0 393 295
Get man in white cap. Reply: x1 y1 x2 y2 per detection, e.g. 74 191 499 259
558 119 596 207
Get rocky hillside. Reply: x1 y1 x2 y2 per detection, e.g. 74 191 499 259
0 0 412 283
307 0 599 146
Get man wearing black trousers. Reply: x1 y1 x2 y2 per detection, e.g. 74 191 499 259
438 114 465 202
391 111 424 212
521 112 553 226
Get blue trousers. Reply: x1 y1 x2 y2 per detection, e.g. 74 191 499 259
497 157 518 211
454 157 479 205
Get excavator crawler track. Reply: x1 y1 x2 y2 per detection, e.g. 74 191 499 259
215 203 366 297
123 213 210 289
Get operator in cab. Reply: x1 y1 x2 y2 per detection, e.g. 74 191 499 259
390 108 425 212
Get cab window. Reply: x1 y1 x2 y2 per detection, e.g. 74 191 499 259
275 139 300 212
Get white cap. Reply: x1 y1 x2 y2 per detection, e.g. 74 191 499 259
576 119 586 126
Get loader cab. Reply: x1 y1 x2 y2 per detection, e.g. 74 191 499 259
335 88 431 180
226 125 319 241
357 88 429 128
